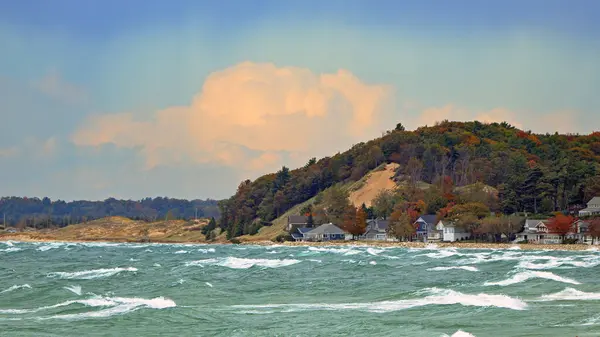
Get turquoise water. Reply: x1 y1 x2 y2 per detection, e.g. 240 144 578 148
1 242 600 337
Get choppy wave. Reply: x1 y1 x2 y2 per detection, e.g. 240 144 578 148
428 266 479 272
306 246 362 256
47 267 138 280
1 284 31 294
64 285 82 296
484 270 580 286
0 296 175 320
185 257 300 269
233 288 527 313
538 288 600 301
0 247 22 253
442 330 477 337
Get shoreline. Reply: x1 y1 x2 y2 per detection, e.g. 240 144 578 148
1 235 597 251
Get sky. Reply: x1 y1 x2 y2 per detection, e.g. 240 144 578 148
1 0 599 201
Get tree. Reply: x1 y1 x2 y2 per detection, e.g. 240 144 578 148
547 214 575 242
387 209 415 241
405 157 424 186
584 175 600 204
588 218 600 244
372 190 397 219
395 123 406 131
361 203 374 219
202 217 217 237
341 205 360 238
322 185 351 224
349 207 368 239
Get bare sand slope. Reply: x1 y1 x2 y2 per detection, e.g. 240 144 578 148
349 163 399 207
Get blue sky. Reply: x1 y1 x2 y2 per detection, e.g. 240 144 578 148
1 0 599 201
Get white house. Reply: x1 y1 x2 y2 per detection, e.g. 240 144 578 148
436 220 470 242
579 197 600 217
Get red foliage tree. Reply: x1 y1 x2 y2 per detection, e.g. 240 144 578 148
547 214 575 240
588 219 600 244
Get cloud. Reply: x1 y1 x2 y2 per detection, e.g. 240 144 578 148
72 62 392 176
31 69 88 105
0 147 18 158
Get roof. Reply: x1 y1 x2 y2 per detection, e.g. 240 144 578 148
306 223 346 235
288 215 308 224
367 219 388 231
524 219 544 228
579 208 600 213
291 233 303 240
416 215 437 225
297 227 313 234
587 197 600 206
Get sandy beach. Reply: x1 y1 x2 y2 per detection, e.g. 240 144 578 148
1 233 597 251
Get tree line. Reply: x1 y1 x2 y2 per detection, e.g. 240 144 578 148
0 197 220 229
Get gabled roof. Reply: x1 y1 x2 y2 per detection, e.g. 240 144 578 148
291 233 303 240
367 219 388 232
288 215 308 224
306 223 346 235
297 227 313 234
587 197 600 207
524 219 544 229
416 215 437 225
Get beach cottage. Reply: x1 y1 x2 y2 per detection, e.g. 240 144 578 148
579 197 600 217
414 215 437 242
362 219 390 241
437 220 470 242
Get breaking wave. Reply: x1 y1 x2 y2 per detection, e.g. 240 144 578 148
185 257 300 269
233 288 527 313
442 330 477 337
47 267 138 280
0 296 175 320
427 266 479 272
64 285 82 296
538 288 600 301
484 270 580 286
1 284 31 294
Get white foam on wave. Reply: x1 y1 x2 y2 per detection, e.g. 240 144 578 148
205 282 213 288
174 250 188 254
0 295 175 320
428 266 479 272
367 248 384 256
307 246 362 256
198 248 215 253
234 287 527 313
64 285 82 296
3 241 15 246
538 288 600 301
1 284 31 294
441 330 477 337
0 247 22 253
47 267 138 280
185 257 300 269
369 261 377 265
484 270 580 286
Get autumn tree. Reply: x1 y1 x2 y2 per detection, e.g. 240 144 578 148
547 213 575 242
405 157 424 186
344 206 367 239
341 205 358 236
588 218 600 244
387 208 415 241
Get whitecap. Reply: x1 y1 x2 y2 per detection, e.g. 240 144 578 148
538 288 600 301
64 285 82 296
174 250 188 254
307 246 362 256
484 270 580 286
367 248 384 256
0 296 176 320
1 284 31 294
441 330 477 337
205 282 213 288
369 261 377 265
198 248 215 253
428 266 479 272
47 267 138 280
185 257 300 269
232 287 527 313
0 247 22 253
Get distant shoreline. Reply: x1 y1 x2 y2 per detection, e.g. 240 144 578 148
1 235 597 251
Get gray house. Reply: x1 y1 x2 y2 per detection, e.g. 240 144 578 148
286 215 309 232
579 197 600 217
414 215 437 242
303 223 346 241
362 219 390 241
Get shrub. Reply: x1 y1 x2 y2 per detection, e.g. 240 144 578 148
229 238 242 244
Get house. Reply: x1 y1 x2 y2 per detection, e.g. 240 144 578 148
515 219 550 243
303 223 347 242
568 220 594 244
436 220 470 242
579 197 600 217
286 215 309 232
414 215 437 242
362 219 390 241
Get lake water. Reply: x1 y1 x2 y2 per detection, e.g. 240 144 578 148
1 241 599 336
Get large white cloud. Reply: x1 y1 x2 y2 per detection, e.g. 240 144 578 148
72 62 392 176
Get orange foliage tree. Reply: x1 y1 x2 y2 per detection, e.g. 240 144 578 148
547 214 575 240
588 219 600 244
341 205 367 239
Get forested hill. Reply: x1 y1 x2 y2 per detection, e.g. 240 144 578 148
0 197 220 228
218 121 600 238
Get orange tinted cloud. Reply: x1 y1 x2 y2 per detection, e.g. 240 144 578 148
72 62 392 174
